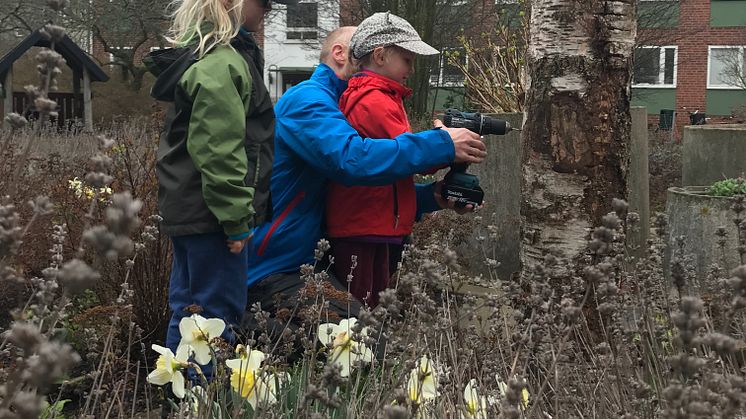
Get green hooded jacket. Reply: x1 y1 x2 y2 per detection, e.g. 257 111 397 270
144 31 274 238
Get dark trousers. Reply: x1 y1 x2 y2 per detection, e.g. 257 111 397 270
166 232 248 357
330 239 390 307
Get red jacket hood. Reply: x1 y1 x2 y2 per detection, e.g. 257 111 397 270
338 71 412 115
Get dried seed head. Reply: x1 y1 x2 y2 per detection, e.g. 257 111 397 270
58 259 100 295
47 0 69 12
28 196 53 216
382 405 409 419
98 135 116 150
11 390 43 419
84 172 113 188
611 198 628 217
21 340 80 392
39 24 65 43
4 113 28 130
601 213 621 230
33 98 57 114
4 322 43 355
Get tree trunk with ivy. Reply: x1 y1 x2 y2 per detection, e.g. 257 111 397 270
520 0 636 277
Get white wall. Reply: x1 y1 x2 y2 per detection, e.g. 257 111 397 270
263 0 339 101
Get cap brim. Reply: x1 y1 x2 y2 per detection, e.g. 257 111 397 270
395 40 439 56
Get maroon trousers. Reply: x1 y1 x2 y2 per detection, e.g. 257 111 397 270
330 239 390 308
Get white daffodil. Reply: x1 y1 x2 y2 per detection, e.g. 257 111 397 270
256 370 290 408
227 346 286 410
188 385 206 415
187 385 224 417
68 177 84 198
496 374 508 397
407 355 439 403
317 318 373 377
177 314 225 365
146 344 190 399
463 379 489 419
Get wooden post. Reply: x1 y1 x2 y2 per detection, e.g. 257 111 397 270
2 67 12 122
73 69 82 125
83 69 93 131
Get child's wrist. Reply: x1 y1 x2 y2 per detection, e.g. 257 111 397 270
227 231 250 241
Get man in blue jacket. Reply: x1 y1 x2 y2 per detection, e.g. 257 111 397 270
243 27 485 327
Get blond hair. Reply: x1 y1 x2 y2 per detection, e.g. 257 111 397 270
167 0 244 58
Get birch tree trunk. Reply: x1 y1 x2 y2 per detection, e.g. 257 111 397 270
521 0 636 277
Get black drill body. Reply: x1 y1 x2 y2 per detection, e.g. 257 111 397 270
441 109 515 207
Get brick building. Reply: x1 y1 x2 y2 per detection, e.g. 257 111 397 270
632 0 746 136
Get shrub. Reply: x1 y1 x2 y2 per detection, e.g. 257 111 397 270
708 178 746 197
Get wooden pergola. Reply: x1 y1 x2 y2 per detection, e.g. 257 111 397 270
0 29 109 131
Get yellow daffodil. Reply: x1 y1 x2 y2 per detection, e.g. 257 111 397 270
67 177 112 202
463 379 489 419
495 374 530 410
407 355 439 403
177 314 225 365
317 318 373 377
521 387 530 409
227 346 287 410
146 344 189 398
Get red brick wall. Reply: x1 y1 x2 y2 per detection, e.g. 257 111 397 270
639 0 746 135
339 0 360 26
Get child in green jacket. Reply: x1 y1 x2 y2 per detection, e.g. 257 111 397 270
145 0 292 365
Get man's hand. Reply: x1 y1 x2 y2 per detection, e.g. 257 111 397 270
433 119 486 164
227 237 251 254
433 180 481 215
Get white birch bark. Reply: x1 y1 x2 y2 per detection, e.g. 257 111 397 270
520 0 637 276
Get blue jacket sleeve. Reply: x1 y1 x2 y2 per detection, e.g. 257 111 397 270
415 182 442 221
275 85 455 187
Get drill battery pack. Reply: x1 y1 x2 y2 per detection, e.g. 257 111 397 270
442 170 484 207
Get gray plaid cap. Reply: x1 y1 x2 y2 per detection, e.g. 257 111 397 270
350 12 439 59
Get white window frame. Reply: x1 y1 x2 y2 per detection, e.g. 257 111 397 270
430 48 467 87
108 46 133 66
285 1 319 43
632 45 678 88
707 45 746 90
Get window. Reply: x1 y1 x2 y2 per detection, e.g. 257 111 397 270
707 46 746 89
286 2 318 41
108 46 133 66
632 46 677 87
430 48 466 87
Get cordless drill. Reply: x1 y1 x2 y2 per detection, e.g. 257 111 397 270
442 108 518 207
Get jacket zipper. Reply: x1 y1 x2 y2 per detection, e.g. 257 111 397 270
392 184 399 230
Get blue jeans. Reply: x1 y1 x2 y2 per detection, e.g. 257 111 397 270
165 232 248 363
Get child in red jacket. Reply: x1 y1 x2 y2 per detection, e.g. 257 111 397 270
326 12 440 307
